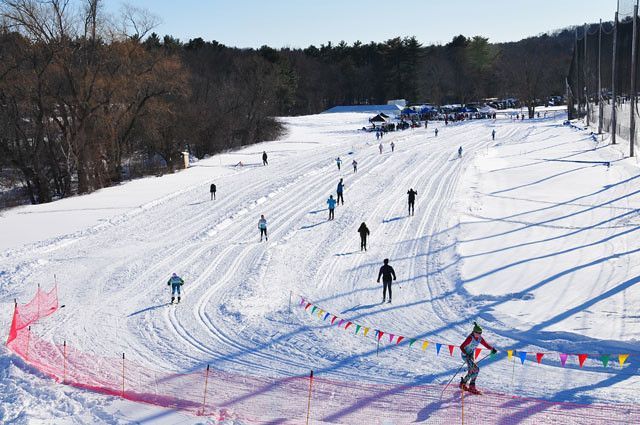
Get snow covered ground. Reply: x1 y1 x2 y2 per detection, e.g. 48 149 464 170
1 110 639 424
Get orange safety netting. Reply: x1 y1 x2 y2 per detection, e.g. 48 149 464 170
6 286 640 424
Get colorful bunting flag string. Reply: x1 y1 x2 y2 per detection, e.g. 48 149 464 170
297 295 635 368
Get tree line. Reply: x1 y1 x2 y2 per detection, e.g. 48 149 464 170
0 0 576 205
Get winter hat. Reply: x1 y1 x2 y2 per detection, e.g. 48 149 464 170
473 321 483 334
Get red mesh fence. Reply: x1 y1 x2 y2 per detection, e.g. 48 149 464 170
6 286 640 424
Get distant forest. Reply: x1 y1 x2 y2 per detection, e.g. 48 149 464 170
0 1 575 205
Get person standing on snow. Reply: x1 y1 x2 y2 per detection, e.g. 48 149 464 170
459 322 497 394
167 273 184 304
492 129 496 140
327 195 337 220
336 178 345 205
376 258 396 303
210 183 216 200
391 141 395 152
458 146 463 158
358 222 370 251
258 214 268 241
352 159 358 173
379 142 383 154
336 157 342 170
407 188 418 216
435 128 439 137
262 151 268 166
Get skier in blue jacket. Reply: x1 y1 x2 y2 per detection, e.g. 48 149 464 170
327 195 337 220
336 178 345 205
167 273 184 304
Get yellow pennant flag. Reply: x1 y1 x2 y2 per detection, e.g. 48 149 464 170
507 350 513 361
364 327 370 337
317 309 324 318
421 341 429 351
619 354 629 366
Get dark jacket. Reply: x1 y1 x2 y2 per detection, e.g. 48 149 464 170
407 189 417 202
377 264 396 282
337 181 345 193
358 223 370 238
210 184 216 192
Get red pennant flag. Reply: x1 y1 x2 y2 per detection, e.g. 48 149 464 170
448 345 455 356
578 354 588 367
331 316 337 325
396 336 405 345
305 302 312 310
536 353 544 364
377 331 384 341
474 348 482 360
345 322 352 330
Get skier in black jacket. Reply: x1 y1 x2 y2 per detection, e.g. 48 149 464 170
357 222 370 251
377 259 396 303
407 188 417 216
210 183 216 200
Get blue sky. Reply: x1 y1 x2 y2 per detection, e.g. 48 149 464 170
105 1 616 48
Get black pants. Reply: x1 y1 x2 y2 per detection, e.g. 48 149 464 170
337 192 344 205
408 201 414 215
337 163 341 170
328 208 334 220
211 192 216 200
360 236 367 251
263 159 268 165
260 228 268 241
383 280 392 300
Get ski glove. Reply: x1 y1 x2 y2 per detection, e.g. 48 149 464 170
491 348 498 355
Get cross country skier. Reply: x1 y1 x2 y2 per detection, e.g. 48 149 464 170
336 157 342 170
167 273 184 304
210 183 216 200
262 151 268 166
407 188 417 216
492 129 496 140
358 222 370 251
458 146 463 158
391 141 395 152
336 178 345 205
327 195 336 220
379 142 383 154
459 322 497 394
376 258 396 303
352 159 358 173
258 214 268 241
435 128 439 137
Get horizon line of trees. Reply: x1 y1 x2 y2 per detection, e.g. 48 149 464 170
1 0 576 206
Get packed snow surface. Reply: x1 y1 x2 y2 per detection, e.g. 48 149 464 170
1 110 639 423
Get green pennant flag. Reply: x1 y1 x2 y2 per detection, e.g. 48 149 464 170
409 339 416 347
311 306 317 314
355 324 361 334
600 355 610 368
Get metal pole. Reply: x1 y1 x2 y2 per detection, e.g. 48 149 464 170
584 23 589 126
630 3 638 157
63 340 67 384
121 353 125 397
599 19 603 134
200 364 210 416
305 370 314 425
612 11 619 144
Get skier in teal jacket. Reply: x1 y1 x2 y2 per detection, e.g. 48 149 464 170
167 273 184 304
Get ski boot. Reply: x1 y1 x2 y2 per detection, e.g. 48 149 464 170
467 384 482 395
177 296 181 303
171 297 175 304
459 378 468 391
